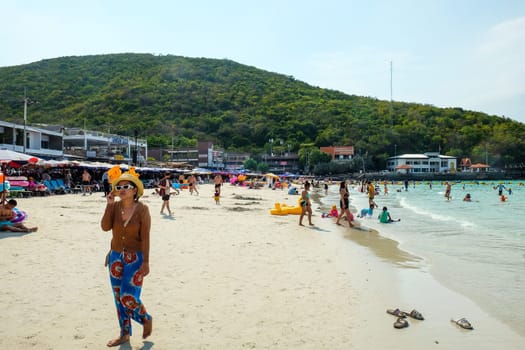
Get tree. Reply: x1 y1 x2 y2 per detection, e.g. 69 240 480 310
243 158 258 171
257 162 269 173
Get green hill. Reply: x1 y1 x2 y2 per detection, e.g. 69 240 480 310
0 53 523 169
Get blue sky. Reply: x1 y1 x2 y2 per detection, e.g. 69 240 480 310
1 0 524 123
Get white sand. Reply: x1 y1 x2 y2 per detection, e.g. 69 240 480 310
1 184 523 349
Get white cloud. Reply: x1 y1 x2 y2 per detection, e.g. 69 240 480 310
476 17 525 96
454 16 525 120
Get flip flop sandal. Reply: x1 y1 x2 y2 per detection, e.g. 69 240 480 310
386 308 407 318
451 317 474 330
393 317 409 329
407 309 424 320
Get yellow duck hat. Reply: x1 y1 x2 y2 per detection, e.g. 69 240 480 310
112 168 144 199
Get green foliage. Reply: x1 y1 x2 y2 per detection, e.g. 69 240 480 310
257 162 269 173
243 158 258 171
0 53 523 169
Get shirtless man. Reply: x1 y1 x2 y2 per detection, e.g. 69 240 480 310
444 181 452 201
213 174 223 195
188 174 199 195
82 169 92 195
0 199 37 233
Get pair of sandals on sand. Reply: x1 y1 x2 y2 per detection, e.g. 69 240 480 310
387 308 424 329
450 317 474 330
387 308 474 330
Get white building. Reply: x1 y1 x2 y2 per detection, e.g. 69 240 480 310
0 120 63 158
63 128 148 164
387 152 457 174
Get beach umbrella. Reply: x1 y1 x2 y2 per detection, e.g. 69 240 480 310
263 173 279 178
0 149 42 163
190 168 212 175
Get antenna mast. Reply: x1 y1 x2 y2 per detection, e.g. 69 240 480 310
390 61 393 126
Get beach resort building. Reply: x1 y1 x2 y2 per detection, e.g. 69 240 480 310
460 158 490 172
320 146 355 161
149 141 229 170
0 119 150 164
62 128 148 164
0 120 63 159
387 152 457 173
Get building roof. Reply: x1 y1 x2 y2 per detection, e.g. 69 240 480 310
393 153 457 160
471 163 490 168
397 154 429 159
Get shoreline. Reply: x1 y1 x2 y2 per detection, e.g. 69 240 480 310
1 184 523 349
318 185 525 344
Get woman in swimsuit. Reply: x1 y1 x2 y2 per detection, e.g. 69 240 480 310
299 182 314 226
335 180 354 227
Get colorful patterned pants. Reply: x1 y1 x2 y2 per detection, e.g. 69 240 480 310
108 250 151 336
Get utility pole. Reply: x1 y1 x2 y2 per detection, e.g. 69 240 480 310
171 136 174 162
394 144 397 171
133 130 138 165
23 88 29 153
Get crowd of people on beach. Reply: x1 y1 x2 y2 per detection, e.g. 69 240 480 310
308 177 517 229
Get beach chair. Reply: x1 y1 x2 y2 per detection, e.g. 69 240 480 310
71 183 83 194
51 179 67 194
6 176 33 198
43 180 63 194
54 179 72 194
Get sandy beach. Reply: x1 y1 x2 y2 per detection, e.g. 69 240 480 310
1 183 523 349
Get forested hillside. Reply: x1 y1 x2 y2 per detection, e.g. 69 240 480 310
0 53 523 169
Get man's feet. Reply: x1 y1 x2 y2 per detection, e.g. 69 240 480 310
107 334 130 347
143 317 153 339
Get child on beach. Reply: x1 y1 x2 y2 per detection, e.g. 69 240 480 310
322 205 339 218
379 206 400 223
329 205 338 217
358 204 375 218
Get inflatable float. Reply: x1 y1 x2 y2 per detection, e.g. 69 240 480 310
270 198 303 215
11 208 27 224
0 181 10 192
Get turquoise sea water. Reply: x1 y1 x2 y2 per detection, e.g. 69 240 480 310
320 180 524 336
